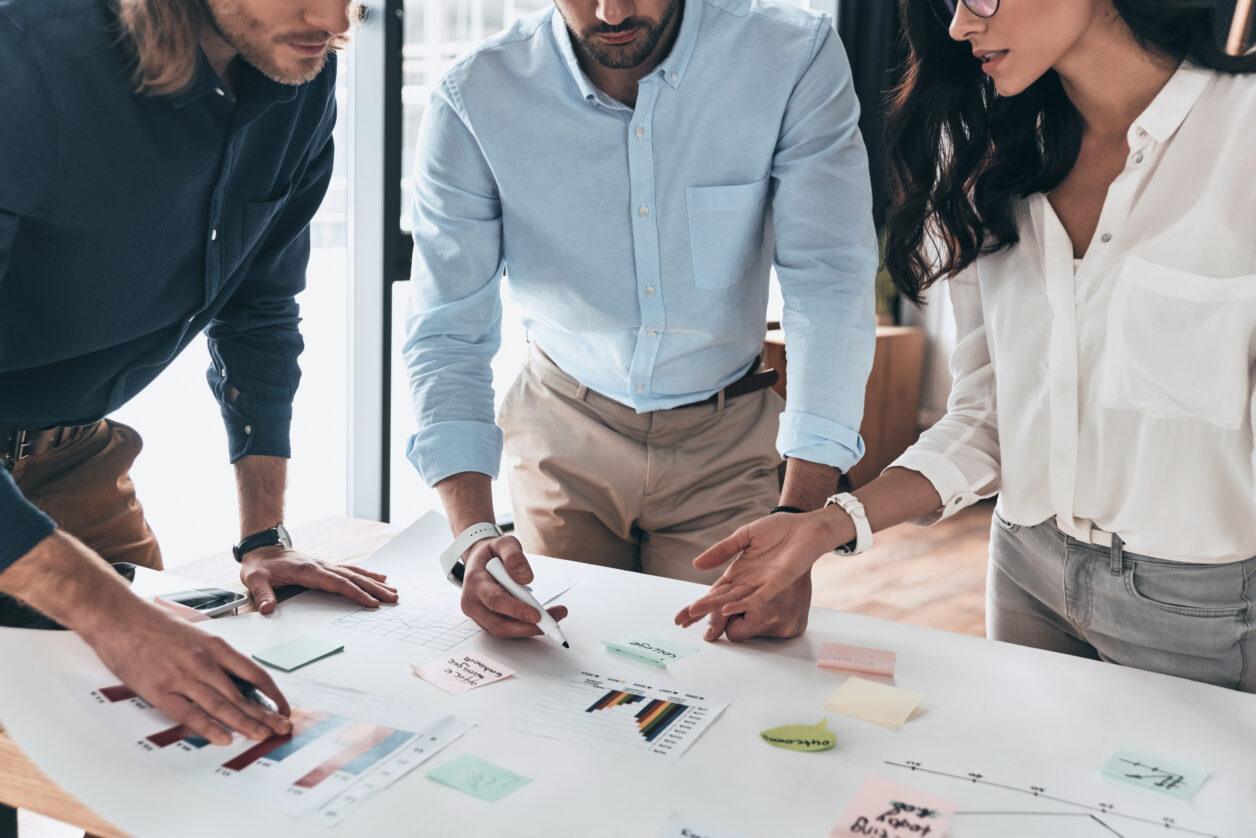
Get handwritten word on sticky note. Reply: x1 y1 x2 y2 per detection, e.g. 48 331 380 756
818 642 895 677
1101 748 1209 801
824 677 923 729
831 774 955 838
428 754 531 802
251 636 344 672
603 633 698 667
413 652 515 695
760 719 835 752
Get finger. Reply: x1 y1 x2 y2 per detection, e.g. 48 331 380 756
244 575 278 616
704 610 733 643
329 566 399 602
310 569 382 608
494 538 533 585
684 584 754 622
461 598 545 638
184 680 274 741
545 605 568 623
692 531 749 571
337 564 389 582
215 652 292 720
482 585 542 624
724 610 771 643
149 694 233 746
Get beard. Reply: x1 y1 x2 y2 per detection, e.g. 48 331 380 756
203 0 346 86
565 0 681 70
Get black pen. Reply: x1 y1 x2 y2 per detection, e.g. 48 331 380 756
228 673 281 715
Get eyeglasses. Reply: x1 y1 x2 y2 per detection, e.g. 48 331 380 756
930 0 1000 25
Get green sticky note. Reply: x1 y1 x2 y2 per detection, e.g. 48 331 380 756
428 754 532 802
251 636 344 672
603 633 698 667
1101 748 1209 801
760 719 836 752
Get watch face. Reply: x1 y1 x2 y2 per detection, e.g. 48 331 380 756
276 523 293 550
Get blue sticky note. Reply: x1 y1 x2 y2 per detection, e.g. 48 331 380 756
251 636 344 672
603 633 698 667
428 754 531 802
1101 748 1209 801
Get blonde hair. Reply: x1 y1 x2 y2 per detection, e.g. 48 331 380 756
115 0 207 96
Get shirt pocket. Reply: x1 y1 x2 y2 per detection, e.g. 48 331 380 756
685 177 769 290
1100 255 1256 429
241 187 293 258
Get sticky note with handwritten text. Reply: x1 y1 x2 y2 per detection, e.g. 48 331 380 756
603 633 698 667
830 774 954 838
427 754 531 802
1101 748 1208 801
413 651 515 695
818 642 896 677
760 719 836 752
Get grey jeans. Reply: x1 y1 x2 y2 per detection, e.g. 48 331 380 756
987 511 1256 692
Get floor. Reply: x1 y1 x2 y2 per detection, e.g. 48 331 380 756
13 501 996 837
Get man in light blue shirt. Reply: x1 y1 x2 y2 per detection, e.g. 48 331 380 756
405 0 877 642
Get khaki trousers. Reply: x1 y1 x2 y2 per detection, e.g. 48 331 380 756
498 346 784 583
0 420 162 627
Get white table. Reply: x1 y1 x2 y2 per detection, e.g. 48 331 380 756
0 513 1252 837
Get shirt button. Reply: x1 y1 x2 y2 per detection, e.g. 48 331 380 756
1136 127 1147 138
645 286 655 296
243 425 253 435
638 204 649 218
635 385 645 394
647 330 658 337
671 73 677 82
210 228 218 241
1133 152 1144 163
1100 233 1112 243
635 125 645 139
215 87 225 97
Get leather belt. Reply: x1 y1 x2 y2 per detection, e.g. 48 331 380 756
1 425 91 471
675 356 780 409
1054 515 1116 547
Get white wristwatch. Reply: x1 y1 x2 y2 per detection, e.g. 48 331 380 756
824 492 872 555
439 521 504 585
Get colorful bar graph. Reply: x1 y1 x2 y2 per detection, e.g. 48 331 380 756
586 689 645 713
99 685 138 703
342 730 412 775
221 709 327 772
265 712 340 762
294 723 398 789
636 699 687 743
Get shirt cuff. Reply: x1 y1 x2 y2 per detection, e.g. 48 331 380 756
221 396 293 464
0 468 56 572
776 410 865 473
887 447 986 525
407 420 503 487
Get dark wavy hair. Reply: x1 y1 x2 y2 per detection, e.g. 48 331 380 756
884 0 1256 305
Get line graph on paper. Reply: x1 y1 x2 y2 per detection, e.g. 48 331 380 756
883 759 1224 838
333 600 481 652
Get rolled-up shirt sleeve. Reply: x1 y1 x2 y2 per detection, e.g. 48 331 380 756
888 264 1001 523
403 78 506 487
770 21 878 473
204 92 337 463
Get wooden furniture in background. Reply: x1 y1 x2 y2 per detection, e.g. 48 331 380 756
764 324 926 488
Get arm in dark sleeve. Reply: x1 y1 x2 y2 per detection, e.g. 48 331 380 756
0 15 61 570
204 97 336 463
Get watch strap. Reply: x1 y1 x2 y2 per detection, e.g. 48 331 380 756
824 493 872 555
233 523 291 563
440 521 504 586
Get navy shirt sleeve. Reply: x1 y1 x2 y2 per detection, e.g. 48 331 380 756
0 12 60 569
204 91 337 463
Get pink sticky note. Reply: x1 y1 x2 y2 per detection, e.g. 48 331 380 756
831 775 955 838
413 651 515 695
818 642 895 677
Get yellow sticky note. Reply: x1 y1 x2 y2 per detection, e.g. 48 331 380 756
760 719 836 752
824 677 923 729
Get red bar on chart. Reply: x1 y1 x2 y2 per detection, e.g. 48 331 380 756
294 723 395 789
221 709 324 772
147 724 197 748
99 685 138 702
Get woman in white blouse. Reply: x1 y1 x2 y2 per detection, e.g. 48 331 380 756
676 0 1256 691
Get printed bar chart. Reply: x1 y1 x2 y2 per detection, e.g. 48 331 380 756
147 724 211 749
517 672 729 761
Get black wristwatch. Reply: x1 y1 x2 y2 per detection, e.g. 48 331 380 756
232 523 292 563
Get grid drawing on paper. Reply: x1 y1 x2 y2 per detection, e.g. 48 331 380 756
332 602 481 651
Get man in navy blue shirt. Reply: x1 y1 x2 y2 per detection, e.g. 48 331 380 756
0 0 395 745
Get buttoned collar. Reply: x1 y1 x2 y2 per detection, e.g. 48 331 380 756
1129 62 1213 145
171 49 301 109
550 0 702 105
